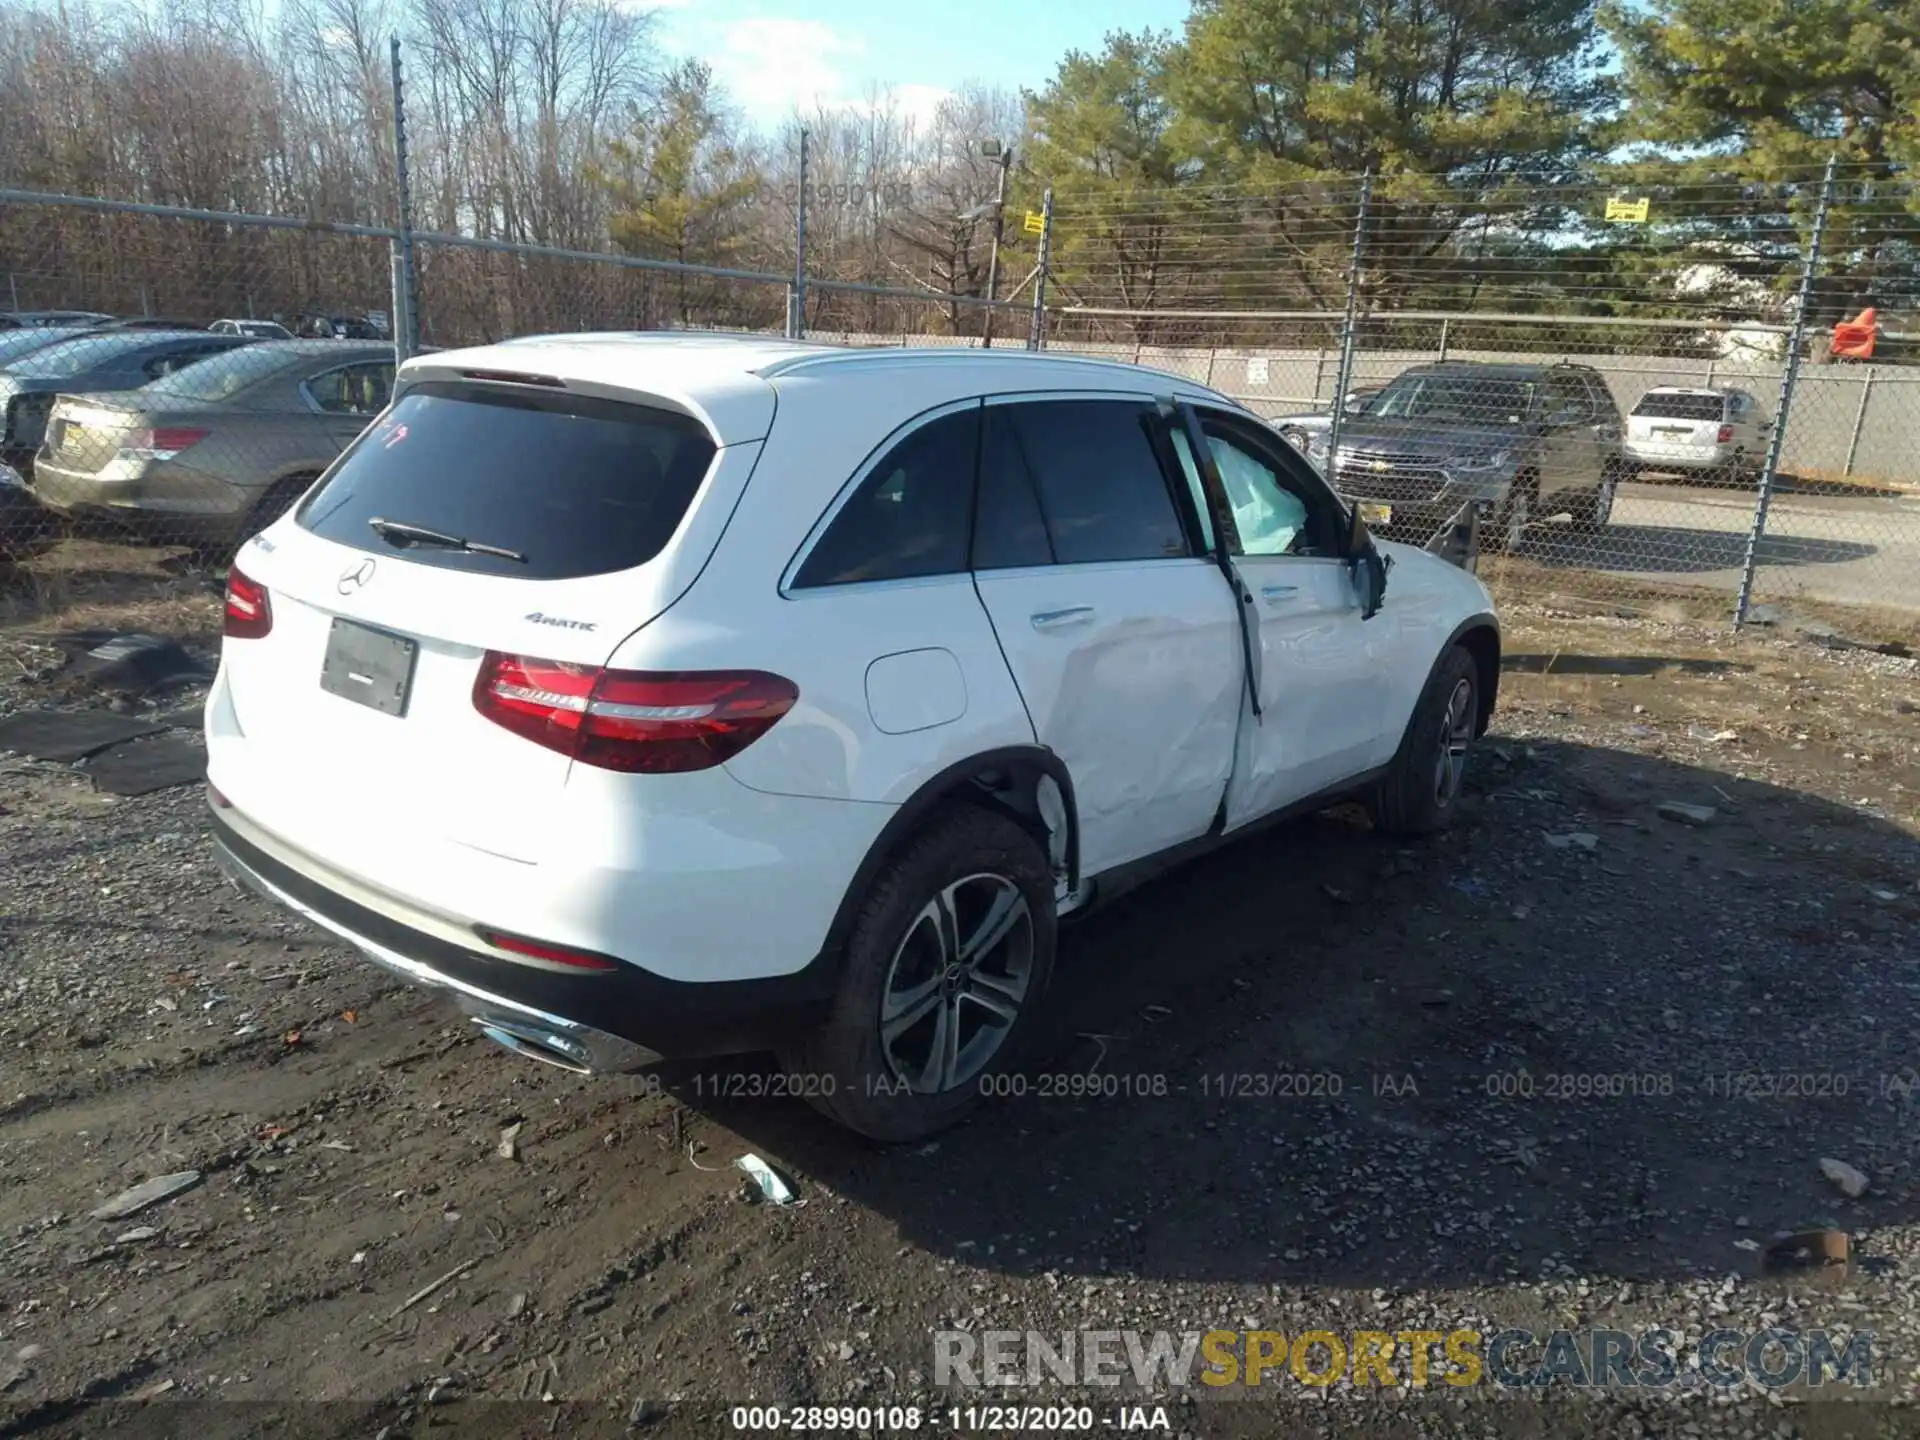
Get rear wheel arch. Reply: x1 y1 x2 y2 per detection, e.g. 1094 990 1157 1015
821 747 1080 968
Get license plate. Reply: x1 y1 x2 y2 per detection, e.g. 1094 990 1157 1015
1359 502 1393 526
320 618 417 717
1652 425 1691 435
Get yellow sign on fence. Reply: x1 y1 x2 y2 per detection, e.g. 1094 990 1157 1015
1605 196 1651 223
1022 210 1046 235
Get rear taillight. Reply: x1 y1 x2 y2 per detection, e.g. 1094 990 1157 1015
472 653 797 773
1717 424 1734 443
223 564 272 639
131 426 210 459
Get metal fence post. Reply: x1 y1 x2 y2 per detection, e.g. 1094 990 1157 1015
1842 367 1875 477
388 37 419 361
1324 169 1374 472
1735 155 1837 626
1027 187 1054 351
790 128 809 339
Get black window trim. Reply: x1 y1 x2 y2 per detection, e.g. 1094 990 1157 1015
980 388 1210 569
780 396 985 597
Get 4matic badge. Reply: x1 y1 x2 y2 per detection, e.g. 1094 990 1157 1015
524 612 597 632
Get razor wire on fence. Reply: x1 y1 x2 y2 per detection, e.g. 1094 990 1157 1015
2 152 1918 640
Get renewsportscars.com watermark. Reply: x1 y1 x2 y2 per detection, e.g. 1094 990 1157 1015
934 1327 1876 1391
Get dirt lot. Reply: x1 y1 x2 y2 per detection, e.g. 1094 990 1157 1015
1 559 1918 1439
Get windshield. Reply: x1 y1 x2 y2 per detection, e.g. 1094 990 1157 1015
1366 374 1538 426
13 332 191 379
0 327 91 367
143 345 304 403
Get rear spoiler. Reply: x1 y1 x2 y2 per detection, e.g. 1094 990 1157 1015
1424 501 1480 574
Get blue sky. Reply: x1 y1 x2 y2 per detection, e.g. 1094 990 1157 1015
652 0 1192 131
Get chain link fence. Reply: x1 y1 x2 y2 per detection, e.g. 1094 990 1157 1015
2 160 1916 644
1044 165 1920 639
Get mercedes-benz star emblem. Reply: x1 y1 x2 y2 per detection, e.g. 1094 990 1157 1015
338 557 377 595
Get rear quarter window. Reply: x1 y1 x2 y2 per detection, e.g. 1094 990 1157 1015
296 381 718 580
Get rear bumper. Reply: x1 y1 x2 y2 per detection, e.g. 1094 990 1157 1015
208 797 840 1064
31 455 247 538
1623 441 1738 470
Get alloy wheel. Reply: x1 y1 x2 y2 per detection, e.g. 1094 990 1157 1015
878 873 1034 1094
1432 677 1476 806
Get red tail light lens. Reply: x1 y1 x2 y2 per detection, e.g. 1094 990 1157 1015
474 927 620 971
132 426 210 458
223 564 272 639
1717 423 1734 443
473 653 798 773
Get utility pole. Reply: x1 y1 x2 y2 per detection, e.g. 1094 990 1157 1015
1028 187 1054 351
790 128 809 339
980 140 1012 348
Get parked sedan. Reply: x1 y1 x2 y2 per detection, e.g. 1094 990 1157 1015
30 340 394 554
0 310 114 330
0 325 103 371
0 330 258 470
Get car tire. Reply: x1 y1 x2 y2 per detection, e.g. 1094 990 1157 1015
1482 472 1537 554
1371 644 1480 836
781 804 1057 1143
247 474 318 536
196 474 317 567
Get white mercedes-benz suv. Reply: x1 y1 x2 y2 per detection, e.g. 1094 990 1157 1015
206 335 1500 1140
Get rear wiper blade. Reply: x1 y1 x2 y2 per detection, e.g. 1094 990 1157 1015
368 516 527 563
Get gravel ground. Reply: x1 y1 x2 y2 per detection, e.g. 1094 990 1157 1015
1 594 1917 1440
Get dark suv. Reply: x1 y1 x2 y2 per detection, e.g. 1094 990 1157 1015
1327 361 1627 551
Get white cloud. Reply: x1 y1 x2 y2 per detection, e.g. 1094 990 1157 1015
708 17 866 120
863 82 955 134
688 16 955 131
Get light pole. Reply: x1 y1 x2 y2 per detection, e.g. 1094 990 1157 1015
980 138 1012 348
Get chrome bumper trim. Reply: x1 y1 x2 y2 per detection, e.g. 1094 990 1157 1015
212 829 656 1074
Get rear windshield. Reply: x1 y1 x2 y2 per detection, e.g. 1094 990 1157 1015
0 327 90 367
296 381 718 580
143 345 305 403
13 332 192 379
1633 392 1725 421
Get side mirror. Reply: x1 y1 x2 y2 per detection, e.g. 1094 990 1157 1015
1347 508 1389 620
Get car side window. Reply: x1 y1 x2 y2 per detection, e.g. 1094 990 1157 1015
1582 375 1619 419
974 406 1057 570
994 399 1192 565
1546 374 1593 422
310 362 395 417
1169 414 1342 559
793 406 980 588
143 345 219 379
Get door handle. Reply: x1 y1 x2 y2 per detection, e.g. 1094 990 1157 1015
1260 584 1299 602
1029 605 1094 631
